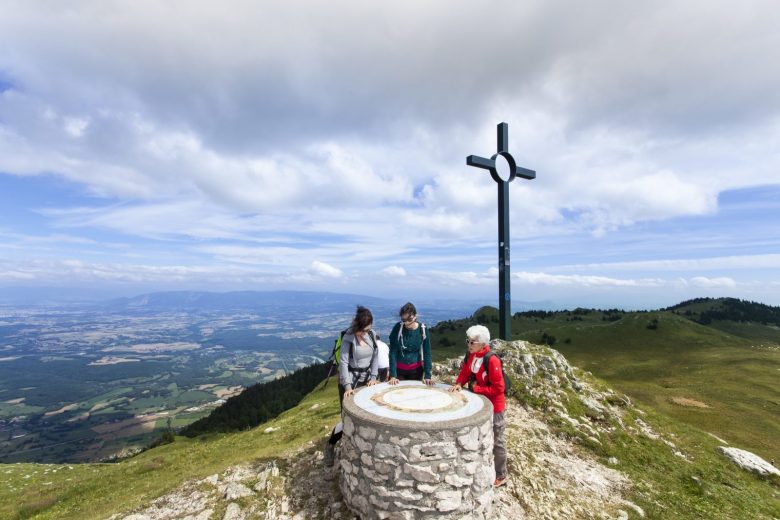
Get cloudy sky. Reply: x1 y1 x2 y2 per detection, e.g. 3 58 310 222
1 0 779 308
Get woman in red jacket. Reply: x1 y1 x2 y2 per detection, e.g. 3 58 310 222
448 324 508 487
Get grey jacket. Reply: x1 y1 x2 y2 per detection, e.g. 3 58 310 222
338 330 379 390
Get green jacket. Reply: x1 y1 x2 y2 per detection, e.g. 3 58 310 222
388 321 432 379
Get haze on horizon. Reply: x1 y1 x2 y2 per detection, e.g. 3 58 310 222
1 1 779 309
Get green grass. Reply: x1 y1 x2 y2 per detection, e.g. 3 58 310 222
595 406 780 519
431 308 780 463
0 380 342 520
2 366 779 519
0 401 44 418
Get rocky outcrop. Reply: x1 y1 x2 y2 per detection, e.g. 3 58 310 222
114 340 667 520
435 340 653 450
717 447 780 477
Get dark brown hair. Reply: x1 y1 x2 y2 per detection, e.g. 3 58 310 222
351 305 373 333
399 302 417 318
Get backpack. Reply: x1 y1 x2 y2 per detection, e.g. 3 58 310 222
329 329 349 367
323 329 378 389
462 350 512 396
329 329 378 365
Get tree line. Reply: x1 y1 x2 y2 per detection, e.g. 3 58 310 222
180 362 326 437
668 297 780 326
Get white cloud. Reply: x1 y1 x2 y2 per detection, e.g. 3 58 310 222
424 270 495 286
309 260 342 279
689 276 737 289
556 254 780 272
382 266 406 277
514 271 664 288
63 116 89 138
0 270 36 280
1 1 779 306
1 2 778 231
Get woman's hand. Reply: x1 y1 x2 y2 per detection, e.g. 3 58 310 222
367 380 378 387
388 377 400 386
423 378 435 386
344 388 355 398
448 383 462 393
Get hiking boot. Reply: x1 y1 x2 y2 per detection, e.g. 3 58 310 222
324 440 335 467
493 476 508 488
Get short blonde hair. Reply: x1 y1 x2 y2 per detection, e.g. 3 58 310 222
466 324 490 345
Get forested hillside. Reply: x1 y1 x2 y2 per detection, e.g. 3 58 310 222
181 362 327 436
667 297 780 326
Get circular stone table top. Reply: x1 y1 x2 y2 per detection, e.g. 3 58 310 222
345 381 492 429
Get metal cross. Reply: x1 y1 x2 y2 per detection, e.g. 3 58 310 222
467 122 536 340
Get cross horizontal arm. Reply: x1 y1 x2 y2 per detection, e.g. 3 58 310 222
515 166 536 180
466 155 495 170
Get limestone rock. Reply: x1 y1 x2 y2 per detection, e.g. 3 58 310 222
222 503 243 520
183 510 212 520
223 482 252 500
718 446 780 477
201 474 219 486
457 428 480 451
435 490 462 512
404 463 441 483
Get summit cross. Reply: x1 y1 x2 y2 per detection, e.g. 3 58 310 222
467 122 536 340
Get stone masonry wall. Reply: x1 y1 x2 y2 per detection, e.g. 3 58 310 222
339 395 495 520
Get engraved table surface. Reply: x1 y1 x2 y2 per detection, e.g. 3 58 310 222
352 381 484 423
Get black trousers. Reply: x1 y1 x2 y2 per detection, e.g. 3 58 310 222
396 365 424 381
330 374 370 445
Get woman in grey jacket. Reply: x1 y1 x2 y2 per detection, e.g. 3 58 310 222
325 305 378 466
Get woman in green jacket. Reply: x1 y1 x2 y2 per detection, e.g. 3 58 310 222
388 302 434 385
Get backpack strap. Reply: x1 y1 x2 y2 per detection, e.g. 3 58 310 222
481 352 499 386
368 330 378 355
398 322 426 358
350 330 378 367
419 323 426 360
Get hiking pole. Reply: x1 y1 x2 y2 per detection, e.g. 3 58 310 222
322 361 335 390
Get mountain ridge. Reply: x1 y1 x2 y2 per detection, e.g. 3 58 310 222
3 340 777 519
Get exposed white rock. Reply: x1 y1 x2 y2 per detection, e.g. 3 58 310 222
201 474 219 486
183 510 212 520
222 502 243 520
718 446 780 477
223 482 252 500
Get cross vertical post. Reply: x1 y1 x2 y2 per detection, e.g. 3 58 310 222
467 122 536 340
498 174 510 340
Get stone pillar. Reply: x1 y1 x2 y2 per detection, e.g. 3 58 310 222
339 383 495 519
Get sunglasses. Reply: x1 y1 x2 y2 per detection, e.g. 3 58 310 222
401 315 416 323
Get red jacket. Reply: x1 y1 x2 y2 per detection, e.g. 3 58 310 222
455 345 505 413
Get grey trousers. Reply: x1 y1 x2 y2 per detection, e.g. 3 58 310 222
493 411 507 479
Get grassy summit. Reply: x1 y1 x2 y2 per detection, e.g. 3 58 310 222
2 339 778 519
1 297 778 518
429 298 780 463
